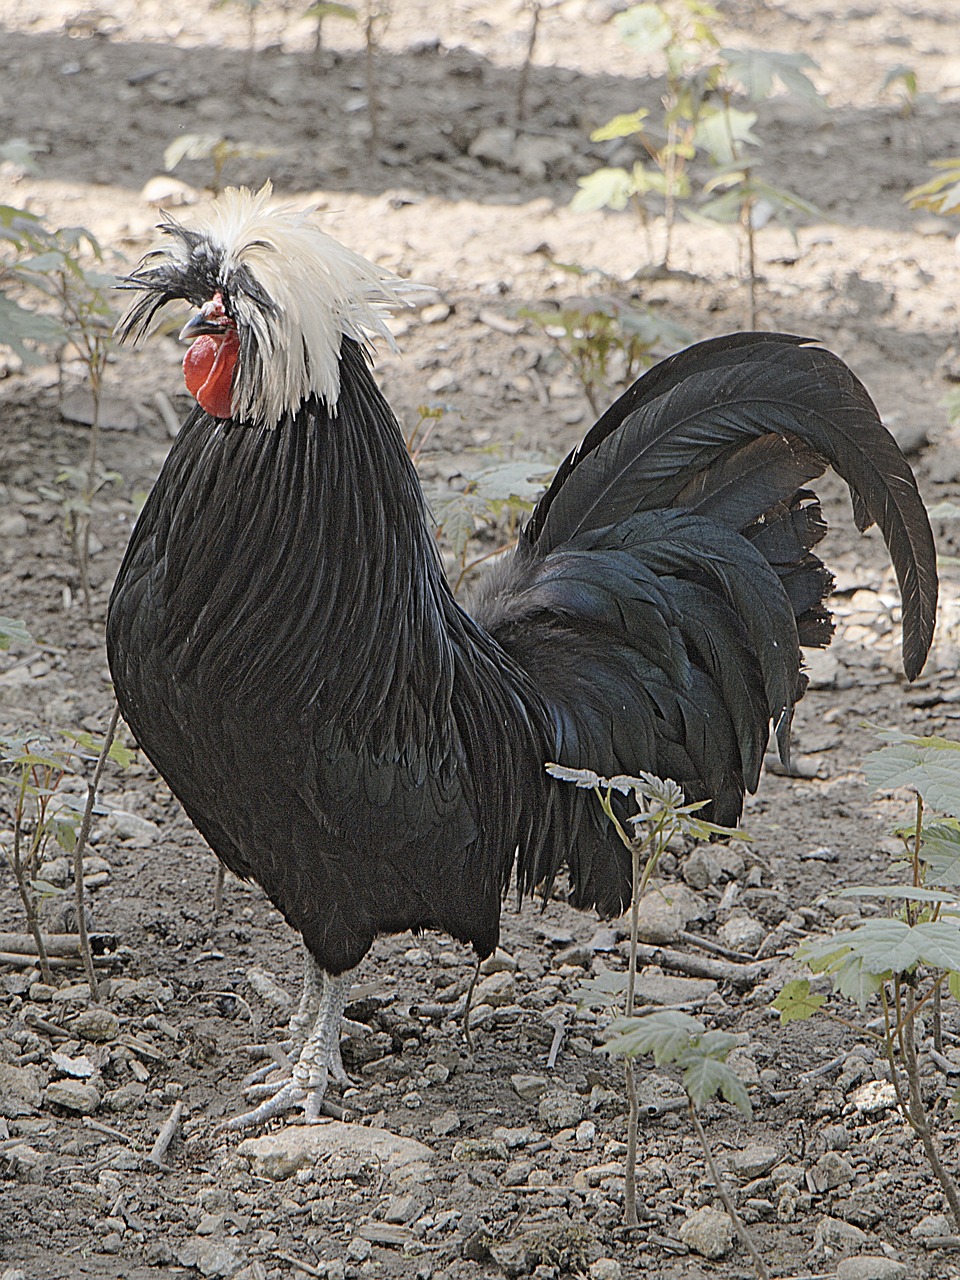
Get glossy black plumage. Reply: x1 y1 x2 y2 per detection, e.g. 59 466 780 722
107 327 938 976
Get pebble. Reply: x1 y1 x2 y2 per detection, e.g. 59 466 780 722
383 1193 422 1225
480 948 518 975
850 1080 897 1114
0 1063 43 1115
812 1214 871 1253
420 302 451 324
474 971 516 1007
717 913 765 954
468 125 517 166
430 1109 461 1136
45 1080 101 1114
729 1144 779 1179
246 968 291 1012
806 1151 854 1193
553 942 593 968
107 809 160 844
835 1258 907 1280
238 1122 433 1181
538 1089 587 1130
589 1259 622 1280
632 885 704 944
452 1137 509 1162
631 973 717 1006
177 1238 245 1278
910 1212 952 1239
104 1081 147 1112
678 1205 735 1259
682 847 722 889
511 1073 548 1102
72 1007 120 1042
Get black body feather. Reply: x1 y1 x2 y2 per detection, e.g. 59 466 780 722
107 331 938 973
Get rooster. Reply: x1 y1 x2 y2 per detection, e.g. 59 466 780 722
108 183 937 1128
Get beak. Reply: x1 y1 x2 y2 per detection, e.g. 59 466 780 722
179 303 228 342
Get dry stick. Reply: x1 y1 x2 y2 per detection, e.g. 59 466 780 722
902 986 960 1233
148 1099 183 1168
0 951 111 970
688 1102 770 1280
71 703 120 1000
516 0 541 123
0 931 110 956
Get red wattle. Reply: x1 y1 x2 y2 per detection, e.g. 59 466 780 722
183 331 239 419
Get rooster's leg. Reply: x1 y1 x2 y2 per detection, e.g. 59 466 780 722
224 959 354 1130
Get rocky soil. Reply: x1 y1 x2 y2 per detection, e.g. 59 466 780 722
2 2 960 1279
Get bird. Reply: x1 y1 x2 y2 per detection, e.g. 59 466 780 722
107 182 938 1129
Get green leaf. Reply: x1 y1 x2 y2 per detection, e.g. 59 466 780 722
614 4 672 54
721 47 823 104
0 294 65 362
949 970 960 1003
0 617 32 650
571 168 637 214
604 1010 705 1064
591 110 650 143
305 1 357 18
693 106 759 165
864 739 960 814
919 823 960 888
833 884 960 905
573 971 628 1008
682 1054 752 1117
771 978 826 1024
545 763 603 789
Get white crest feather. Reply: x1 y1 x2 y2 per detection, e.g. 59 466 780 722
147 182 423 425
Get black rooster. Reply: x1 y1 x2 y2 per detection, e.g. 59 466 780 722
108 184 937 1127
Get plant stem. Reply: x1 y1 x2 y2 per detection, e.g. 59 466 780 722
516 0 541 123
623 1057 640 1227
689 1102 770 1280
9 807 53 985
71 703 120 1000
902 986 960 1231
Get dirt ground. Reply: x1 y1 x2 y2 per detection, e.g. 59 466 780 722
3 2 960 1278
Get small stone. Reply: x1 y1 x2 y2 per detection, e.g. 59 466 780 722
107 809 160 845
835 1258 907 1280
729 1144 779 1179
589 1260 622 1280
475 971 516 1007
553 943 593 968
101 1233 123 1255
45 1080 101 1114
0 1063 43 1116
538 1089 587 1130
37 856 70 886
850 1080 897 1114
480 948 518 975
717 914 765 954
383 1193 422 1225
489 1238 532 1276
821 1124 851 1151
423 1062 449 1084
630 973 717 1006
71 1007 120 1042
468 126 517 166
2 1144 45 1181
574 1119 596 1149
246 967 291 1012
728 1048 761 1087
141 174 199 207
678 1205 735 1259
511 1073 548 1102
427 368 459 394
104 1082 147 1112
28 983 57 1002
911 1212 951 1239
812 1214 871 1254
452 1137 508 1162
631 885 705 944
346 1238 371 1263
238 1122 433 1181
807 1151 854 1193
682 848 722 889
420 302 451 325
430 1109 461 1136
196 1214 223 1237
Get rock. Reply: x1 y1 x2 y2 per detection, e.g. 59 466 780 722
0 1063 43 1117
553 942 593 968
729 1144 779 1179
430 1109 461 1136
71 1007 120 1042
631 972 717 1006
511 1073 548 1102
911 1212 951 1239
717 914 765 954
452 1137 508 1162
45 1080 101 1114
822 1124 852 1151
238 1122 433 1181
836 1191 884 1229
475 971 516 1007
178 1238 245 1278
37 856 70 886
678 1205 735 1259
489 1238 532 1277
682 847 722 889
480 948 518 975
835 1258 907 1280
104 1081 147 1112
141 175 199 207
106 809 160 844
589 1260 622 1280
806 1151 854 1193
538 1089 587 1130
246 968 291 1012
812 1214 871 1254
850 1080 897 1114
426 368 459 394
383 1193 422 1224
632 884 705 943
804 647 840 689
51 1050 95 1078
420 302 451 325
468 126 517 167
513 133 573 180
2 1144 45 1182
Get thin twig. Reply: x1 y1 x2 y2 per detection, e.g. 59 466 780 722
903 986 960 1232
461 956 481 1051
689 1102 770 1280
148 1100 183 1168
71 703 120 999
